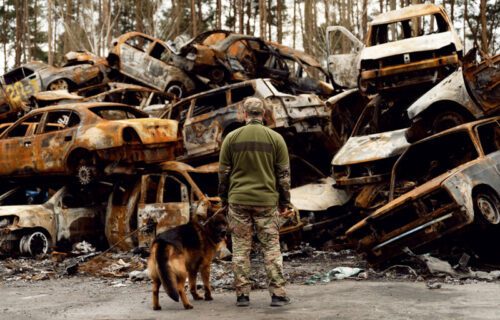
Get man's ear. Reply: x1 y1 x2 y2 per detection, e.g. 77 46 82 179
244 110 248 120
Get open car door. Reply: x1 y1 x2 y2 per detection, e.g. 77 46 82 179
326 26 363 89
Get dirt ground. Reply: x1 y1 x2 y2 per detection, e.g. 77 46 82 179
3 278 500 320
1 247 500 319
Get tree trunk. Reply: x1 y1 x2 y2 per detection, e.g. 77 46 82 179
135 0 144 34
259 0 266 40
2 0 7 70
390 0 396 39
64 0 72 54
34 0 38 60
190 0 197 36
217 0 221 29
379 0 383 13
293 0 297 49
14 0 23 66
246 0 251 34
48 0 53 65
267 0 272 41
277 0 282 42
197 0 202 35
362 0 368 41
479 0 488 53
450 0 454 23
24 0 30 62
238 0 244 33
304 0 313 54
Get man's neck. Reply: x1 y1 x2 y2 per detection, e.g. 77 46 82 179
246 118 263 125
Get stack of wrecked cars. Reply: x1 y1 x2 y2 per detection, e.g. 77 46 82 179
0 2 499 272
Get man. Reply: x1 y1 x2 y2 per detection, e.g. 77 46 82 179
218 97 291 307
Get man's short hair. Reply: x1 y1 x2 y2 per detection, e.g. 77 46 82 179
244 97 264 116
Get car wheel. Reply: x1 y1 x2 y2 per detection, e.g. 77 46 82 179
48 79 69 91
474 191 500 225
166 83 185 98
75 158 98 185
19 231 50 256
431 110 465 134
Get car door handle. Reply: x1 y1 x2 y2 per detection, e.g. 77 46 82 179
64 136 72 141
24 141 31 147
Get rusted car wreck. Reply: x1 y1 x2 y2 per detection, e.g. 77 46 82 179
0 185 106 256
346 117 500 265
0 102 179 184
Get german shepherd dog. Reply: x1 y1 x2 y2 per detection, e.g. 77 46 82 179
148 213 228 310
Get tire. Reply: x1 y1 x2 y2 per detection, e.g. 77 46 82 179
48 79 70 91
431 110 466 134
19 231 51 256
474 190 500 226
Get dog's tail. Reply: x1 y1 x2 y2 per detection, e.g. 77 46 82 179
154 240 180 302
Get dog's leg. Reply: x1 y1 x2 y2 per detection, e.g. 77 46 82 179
152 279 161 310
177 275 193 309
200 264 213 301
188 271 203 300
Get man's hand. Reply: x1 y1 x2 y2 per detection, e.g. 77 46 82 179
278 205 289 216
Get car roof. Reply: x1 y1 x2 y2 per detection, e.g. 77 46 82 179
26 101 133 114
371 3 444 25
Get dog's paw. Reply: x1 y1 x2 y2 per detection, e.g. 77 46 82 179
153 305 161 311
192 294 203 300
204 295 213 301
184 304 194 310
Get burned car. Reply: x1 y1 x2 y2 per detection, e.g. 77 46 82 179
107 32 197 98
105 161 221 250
406 48 500 141
160 78 339 168
106 160 303 250
346 117 500 265
0 61 106 121
168 31 310 91
0 185 106 256
0 102 179 184
327 3 462 95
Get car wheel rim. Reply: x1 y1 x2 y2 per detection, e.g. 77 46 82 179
167 85 183 98
78 165 94 185
477 195 500 225
49 79 69 90
20 232 49 256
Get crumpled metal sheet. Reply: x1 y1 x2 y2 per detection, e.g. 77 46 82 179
332 128 410 166
290 177 351 211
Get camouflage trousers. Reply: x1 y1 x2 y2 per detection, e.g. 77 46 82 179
228 203 286 297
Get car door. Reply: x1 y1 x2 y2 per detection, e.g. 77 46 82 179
183 89 233 157
119 35 169 91
136 174 190 248
476 121 500 179
326 26 363 88
32 110 80 173
2 66 42 105
0 113 41 176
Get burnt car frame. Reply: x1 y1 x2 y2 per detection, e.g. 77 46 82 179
160 78 339 168
0 60 107 121
327 3 462 95
406 48 500 140
346 117 500 265
107 32 197 98
0 185 106 256
105 160 302 250
0 102 179 184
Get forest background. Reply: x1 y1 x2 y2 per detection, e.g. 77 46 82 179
0 0 498 74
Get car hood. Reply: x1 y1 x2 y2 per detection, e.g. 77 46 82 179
332 128 410 166
360 31 457 61
0 204 54 231
290 177 352 211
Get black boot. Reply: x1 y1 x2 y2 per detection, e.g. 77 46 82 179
236 294 250 307
270 294 290 307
